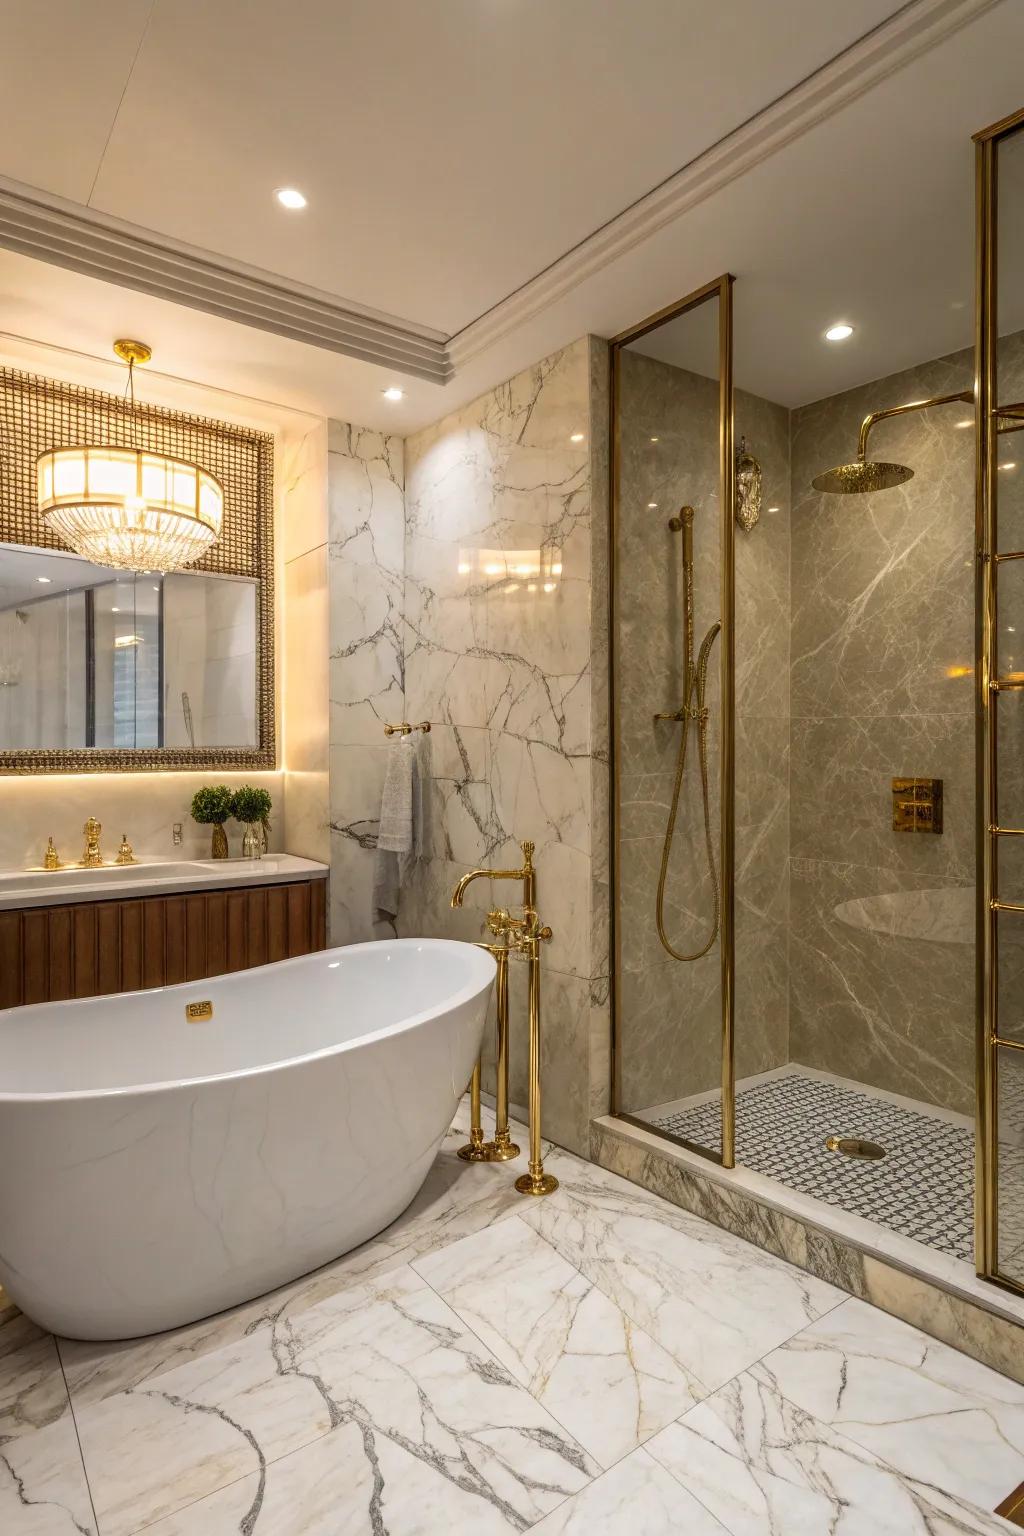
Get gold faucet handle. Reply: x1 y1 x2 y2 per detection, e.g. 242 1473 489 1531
486 907 511 936
115 833 136 865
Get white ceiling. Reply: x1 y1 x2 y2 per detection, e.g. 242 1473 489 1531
0 0 1021 431
0 0 905 336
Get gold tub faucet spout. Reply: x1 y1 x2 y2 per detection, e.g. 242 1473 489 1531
450 840 537 910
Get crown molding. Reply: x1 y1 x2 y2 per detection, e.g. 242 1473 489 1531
447 0 1001 370
0 177 453 385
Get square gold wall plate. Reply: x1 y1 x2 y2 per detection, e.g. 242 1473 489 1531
892 777 943 833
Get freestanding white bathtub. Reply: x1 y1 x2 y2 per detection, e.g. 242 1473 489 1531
0 938 494 1340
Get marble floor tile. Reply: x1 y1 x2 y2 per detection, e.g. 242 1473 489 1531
413 1213 704 1467
520 1158 845 1389
756 1297 1024 1510
1 1316 72 1442
0 1311 95 1534
646 1370 1014 1535
528 1445 729 1534
60 1102 568 1411
0 1416 96 1535
77 1264 597 1536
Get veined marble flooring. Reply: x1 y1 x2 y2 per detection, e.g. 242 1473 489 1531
3 1100 1023 1535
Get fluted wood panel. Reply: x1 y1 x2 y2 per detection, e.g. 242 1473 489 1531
0 878 327 1009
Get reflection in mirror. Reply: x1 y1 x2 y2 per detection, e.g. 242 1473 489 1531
0 545 257 751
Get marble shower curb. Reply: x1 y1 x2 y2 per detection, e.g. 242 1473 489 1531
591 1114 1024 1386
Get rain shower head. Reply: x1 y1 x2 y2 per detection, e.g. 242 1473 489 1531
811 459 914 495
810 389 973 496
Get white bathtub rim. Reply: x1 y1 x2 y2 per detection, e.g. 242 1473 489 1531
0 937 496 1106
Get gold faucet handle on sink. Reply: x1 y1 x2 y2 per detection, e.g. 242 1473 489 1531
115 833 136 866
81 817 103 868
43 836 62 871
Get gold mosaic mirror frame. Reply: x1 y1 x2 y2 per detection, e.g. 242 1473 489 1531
0 364 275 773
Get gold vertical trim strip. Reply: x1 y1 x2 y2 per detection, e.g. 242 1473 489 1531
975 129 999 1278
719 273 736 1170
609 338 624 1119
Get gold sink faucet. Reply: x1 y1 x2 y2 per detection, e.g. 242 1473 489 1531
81 817 104 868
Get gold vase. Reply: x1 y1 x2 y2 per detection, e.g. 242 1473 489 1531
211 824 229 859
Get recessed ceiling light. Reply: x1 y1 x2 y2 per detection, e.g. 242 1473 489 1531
650 436 659 443
824 322 854 342
570 431 585 443
110 606 120 612
768 505 781 513
36 575 51 583
382 387 404 402
1000 461 1017 471
955 418 973 428
647 502 658 509
275 187 307 210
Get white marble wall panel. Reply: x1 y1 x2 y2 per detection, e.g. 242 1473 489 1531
401 340 601 1154
326 422 405 944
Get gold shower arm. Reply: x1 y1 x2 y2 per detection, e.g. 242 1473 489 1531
856 390 974 461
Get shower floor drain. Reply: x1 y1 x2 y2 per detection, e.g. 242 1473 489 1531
825 1135 886 1160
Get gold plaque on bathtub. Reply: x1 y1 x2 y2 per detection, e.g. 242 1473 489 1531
185 1000 213 1022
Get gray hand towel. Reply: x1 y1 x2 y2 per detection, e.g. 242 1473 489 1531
373 737 423 922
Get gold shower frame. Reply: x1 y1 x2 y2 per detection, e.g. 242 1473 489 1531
0 364 275 774
607 273 737 1167
974 105 1024 1297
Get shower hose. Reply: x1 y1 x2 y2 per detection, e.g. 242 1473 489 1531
655 618 722 963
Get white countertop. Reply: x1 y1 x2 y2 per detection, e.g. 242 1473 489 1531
0 854 328 911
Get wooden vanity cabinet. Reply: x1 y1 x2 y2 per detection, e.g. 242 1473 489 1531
0 878 327 1009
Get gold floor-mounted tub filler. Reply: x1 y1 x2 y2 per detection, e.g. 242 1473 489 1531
451 839 558 1197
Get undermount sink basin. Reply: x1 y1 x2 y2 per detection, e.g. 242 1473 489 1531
0 862 197 895
0 854 328 911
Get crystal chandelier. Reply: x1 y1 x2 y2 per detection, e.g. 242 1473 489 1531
36 340 224 573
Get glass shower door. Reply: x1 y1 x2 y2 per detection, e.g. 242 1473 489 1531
610 276 736 1164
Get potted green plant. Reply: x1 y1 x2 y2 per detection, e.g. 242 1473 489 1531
231 785 272 860
190 784 234 859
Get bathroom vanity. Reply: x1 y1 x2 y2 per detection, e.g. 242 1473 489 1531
0 855 328 1008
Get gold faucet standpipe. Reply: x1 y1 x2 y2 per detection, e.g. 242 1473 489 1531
513 911 558 1198
653 507 722 962
80 817 103 868
456 929 519 1162
486 914 520 1161
458 1058 488 1162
